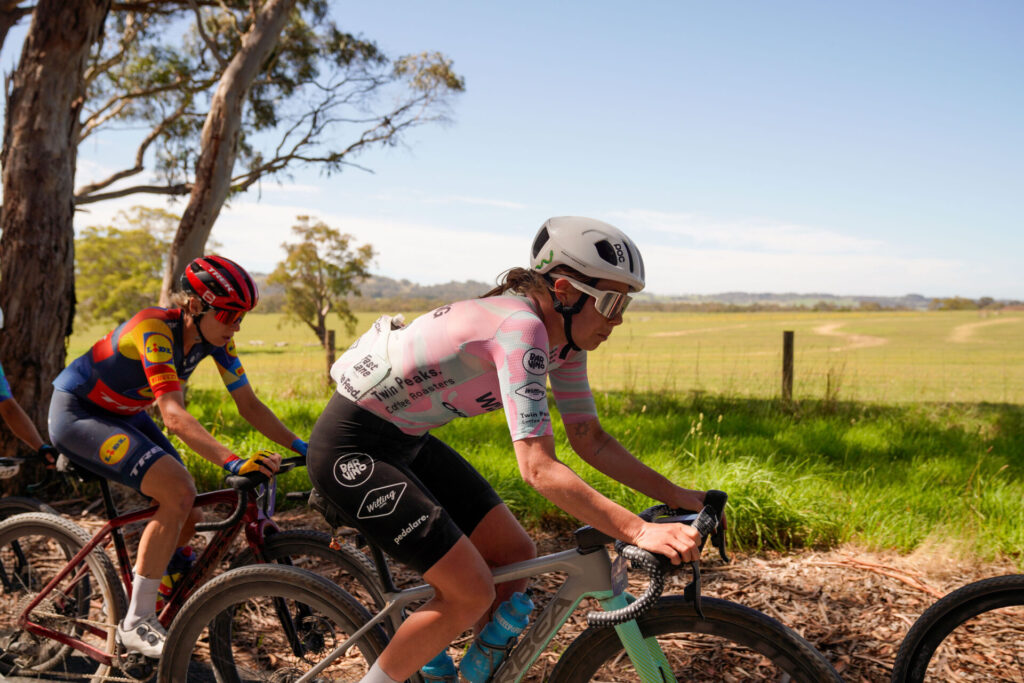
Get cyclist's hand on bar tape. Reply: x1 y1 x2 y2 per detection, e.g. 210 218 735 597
633 519 701 565
669 488 727 532
223 450 281 477
37 444 59 469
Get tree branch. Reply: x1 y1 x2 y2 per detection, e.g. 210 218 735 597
74 183 191 205
76 100 190 197
188 0 228 70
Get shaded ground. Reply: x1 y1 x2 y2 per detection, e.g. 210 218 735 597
5 493 1021 682
278 508 1022 683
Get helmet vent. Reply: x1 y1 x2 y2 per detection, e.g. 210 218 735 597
531 227 549 259
594 240 618 267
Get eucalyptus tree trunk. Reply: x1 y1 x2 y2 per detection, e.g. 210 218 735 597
159 0 298 305
0 0 110 479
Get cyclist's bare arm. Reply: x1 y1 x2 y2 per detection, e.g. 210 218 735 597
155 391 279 474
0 398 45 450
565 417 707 512
513 435 700 564
229 383 304 454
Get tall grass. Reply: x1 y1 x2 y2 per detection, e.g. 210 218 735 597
65 310 1024 563
176 389 1024 566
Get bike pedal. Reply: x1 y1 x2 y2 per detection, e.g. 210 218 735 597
119 650 156 680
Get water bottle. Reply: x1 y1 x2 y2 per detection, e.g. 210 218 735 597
420 649 457 682
460 591 534 683
156 546 195 611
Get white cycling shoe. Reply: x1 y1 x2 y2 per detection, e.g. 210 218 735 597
117 614 166 658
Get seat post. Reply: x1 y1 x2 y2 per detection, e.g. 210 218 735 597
99 478 119 519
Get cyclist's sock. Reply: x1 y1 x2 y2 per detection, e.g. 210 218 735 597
359 660 399 683
156 546 195 611
123 570 161 629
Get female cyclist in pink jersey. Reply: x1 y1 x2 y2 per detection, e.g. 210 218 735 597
308 217 711 683
49 256 307 658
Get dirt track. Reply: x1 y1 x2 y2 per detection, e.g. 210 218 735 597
275 508 1021 683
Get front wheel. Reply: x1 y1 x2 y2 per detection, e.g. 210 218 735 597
0 512 125 683
891 573 1024 682
231 528 387 614
158 563 388 683
550 595 841 683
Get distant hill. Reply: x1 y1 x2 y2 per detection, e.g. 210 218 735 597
635 291 934 311
253 273 1013 313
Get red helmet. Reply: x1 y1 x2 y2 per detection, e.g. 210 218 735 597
180 255 259 312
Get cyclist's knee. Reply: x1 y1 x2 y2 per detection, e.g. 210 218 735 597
426 539 495 624
142 458 196 519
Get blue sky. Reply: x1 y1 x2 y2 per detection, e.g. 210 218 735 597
5 1 1022 298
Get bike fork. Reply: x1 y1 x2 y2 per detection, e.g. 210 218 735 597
598 593 677 683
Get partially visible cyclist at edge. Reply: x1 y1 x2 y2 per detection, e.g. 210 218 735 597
308 217 710 683
48 255 308 658
0 304 59 471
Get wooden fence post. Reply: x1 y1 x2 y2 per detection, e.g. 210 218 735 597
782 330 794 401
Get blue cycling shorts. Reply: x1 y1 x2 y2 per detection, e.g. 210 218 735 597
48 389 183 491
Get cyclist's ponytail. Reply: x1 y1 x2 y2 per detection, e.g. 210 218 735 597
482 265 587 299
481 267 547 298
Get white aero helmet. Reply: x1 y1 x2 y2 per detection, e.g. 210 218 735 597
530 216 645 292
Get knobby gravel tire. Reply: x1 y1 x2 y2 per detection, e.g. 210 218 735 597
891 573 1024 682
0 512 125 683
230 528 387 613
159 563 387 683
549 595 841 683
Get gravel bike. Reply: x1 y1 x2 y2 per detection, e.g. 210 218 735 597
156 490 842 682
890 573 1024 682
0 454 385 682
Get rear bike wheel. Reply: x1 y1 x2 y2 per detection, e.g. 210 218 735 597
550 595 841 683
0 498 57 593
159 563 387 683
891 574 1024 682
0 512 125 682
231 528 387 613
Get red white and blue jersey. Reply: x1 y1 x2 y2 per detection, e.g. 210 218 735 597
54 307 249 415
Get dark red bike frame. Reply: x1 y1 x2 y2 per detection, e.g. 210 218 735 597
16 478 281 667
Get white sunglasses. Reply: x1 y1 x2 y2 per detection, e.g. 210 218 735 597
561 277 632 319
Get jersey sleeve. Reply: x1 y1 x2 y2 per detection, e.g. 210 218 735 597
489 311 555 441
211 339 250 392
124 316 182 398
0 361 12 403
549 350 597 424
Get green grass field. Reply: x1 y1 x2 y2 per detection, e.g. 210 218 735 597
73 309 1024 404
67 310 1024 563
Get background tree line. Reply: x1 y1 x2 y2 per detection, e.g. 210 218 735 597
0 0 462 468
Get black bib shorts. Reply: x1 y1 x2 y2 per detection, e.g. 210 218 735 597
307 392 503 574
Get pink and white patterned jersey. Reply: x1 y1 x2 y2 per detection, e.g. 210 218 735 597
330 295 597 441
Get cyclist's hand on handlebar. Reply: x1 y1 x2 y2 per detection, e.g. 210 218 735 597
223 450 281 477
37 444 59 469
669 488 727 531
632 519 702 565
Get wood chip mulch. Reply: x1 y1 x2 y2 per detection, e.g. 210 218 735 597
56 492 1024 682
278 507 1022 683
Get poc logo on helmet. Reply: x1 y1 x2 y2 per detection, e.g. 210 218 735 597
613 243 626 263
